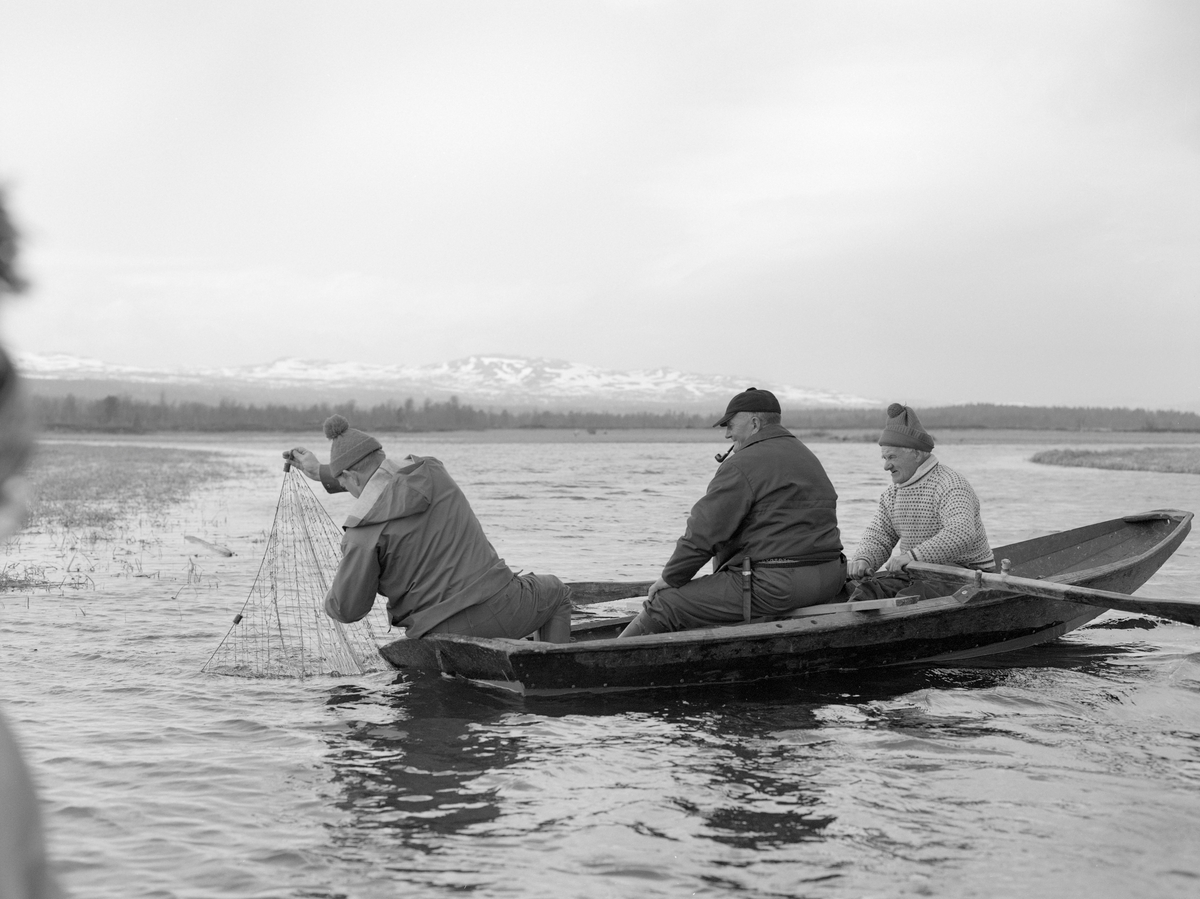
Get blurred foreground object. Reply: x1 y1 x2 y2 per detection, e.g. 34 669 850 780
0 193 32 529
0 190 67 897
0 190 28 294
0 712 64 899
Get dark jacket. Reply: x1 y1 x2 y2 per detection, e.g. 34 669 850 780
662 424 842 586
320 456 514 638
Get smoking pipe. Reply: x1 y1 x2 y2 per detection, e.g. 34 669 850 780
715 444 735 463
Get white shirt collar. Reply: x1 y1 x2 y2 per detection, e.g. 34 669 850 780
897 453 939 488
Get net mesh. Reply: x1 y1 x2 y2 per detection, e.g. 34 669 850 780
202 468 389 678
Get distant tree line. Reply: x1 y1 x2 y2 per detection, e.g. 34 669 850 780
26 394 1200 434
29 393 713 433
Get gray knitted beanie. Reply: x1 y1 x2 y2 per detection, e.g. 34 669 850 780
324 415 383 476
878 403 934 452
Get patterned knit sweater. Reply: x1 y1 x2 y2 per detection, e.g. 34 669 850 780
852 455 994 571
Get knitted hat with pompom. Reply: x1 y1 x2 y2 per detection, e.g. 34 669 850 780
878 403 934 451
324 414 383 477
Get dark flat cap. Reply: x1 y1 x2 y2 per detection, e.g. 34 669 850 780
713 387 781 427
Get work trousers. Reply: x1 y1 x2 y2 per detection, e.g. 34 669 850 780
423 572 572 643
636 558 847 634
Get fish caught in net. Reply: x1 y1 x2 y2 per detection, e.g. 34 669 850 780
202 467 389 678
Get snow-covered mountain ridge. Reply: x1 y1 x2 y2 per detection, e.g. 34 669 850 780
16 352 879 410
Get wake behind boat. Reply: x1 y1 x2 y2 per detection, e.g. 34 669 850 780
379 510 1193 695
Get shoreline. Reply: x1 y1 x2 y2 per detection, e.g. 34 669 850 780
1031 447 1200 476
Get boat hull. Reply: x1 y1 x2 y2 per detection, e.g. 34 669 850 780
379 510 1192 695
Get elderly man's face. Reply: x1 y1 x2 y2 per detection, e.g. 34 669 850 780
881 446 924 485
723 412 759 452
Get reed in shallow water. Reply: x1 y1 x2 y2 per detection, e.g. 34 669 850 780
1 443 234 592
1031 446 1200 475
20 443 232 529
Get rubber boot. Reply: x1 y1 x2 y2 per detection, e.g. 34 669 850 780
619 610 662 638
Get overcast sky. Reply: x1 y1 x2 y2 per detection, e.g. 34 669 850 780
1 0 1197 409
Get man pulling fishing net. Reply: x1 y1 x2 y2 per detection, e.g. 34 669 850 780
285 416 572 643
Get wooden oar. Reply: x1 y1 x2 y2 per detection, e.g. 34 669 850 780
907 560 1200 627
565 581 654 606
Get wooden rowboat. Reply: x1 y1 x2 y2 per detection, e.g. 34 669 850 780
379 509 1193 695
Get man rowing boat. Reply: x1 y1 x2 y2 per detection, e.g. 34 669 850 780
620 388 846 637
848 403 994 594
285 416 571 643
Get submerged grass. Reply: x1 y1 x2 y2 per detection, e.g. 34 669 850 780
2 443 234 591
19 442 232 529
1031 446 1200 475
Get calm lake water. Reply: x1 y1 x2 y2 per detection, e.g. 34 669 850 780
3 431 1200 898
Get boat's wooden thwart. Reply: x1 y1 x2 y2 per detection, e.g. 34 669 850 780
379 509 1193 695
566 580 654 606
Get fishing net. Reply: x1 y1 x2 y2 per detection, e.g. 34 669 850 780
202 467 389 678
